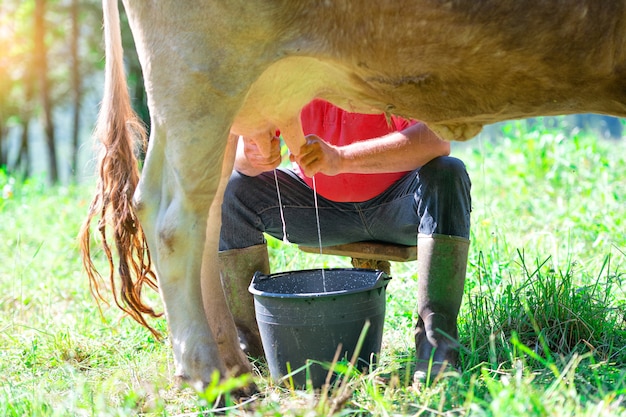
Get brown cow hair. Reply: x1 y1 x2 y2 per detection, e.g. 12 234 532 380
78 0 161 339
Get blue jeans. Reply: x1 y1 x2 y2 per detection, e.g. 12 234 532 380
219 156 471 251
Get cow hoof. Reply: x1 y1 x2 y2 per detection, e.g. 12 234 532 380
174 372 259 398
232 381 259 400
174 373 205 392
413 360 455 384
207 378 259 406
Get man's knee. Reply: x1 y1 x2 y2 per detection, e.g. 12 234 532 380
222 171 255 210
424 156 466 174
220 171 267 251
420 156 470 187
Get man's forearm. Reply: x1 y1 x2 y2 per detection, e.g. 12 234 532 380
338 123 450 174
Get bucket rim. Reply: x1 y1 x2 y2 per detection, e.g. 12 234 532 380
249 268 391 299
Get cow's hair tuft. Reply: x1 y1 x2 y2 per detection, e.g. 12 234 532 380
78 0 161 338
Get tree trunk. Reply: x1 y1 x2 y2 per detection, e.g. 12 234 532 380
0 123 5 169
70 0 82 180
34 0 58 183
17 119 31 177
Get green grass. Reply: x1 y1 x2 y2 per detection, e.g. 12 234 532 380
1 119 626 416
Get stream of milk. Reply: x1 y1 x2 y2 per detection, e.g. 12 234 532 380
274 169 327 290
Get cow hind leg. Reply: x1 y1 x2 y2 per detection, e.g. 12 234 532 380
134 126 252 390
202 135 254 375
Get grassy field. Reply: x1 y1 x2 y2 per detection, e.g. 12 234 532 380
1 119 625 416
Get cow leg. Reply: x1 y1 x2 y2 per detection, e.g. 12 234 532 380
201 135 254 373
135 123 251 389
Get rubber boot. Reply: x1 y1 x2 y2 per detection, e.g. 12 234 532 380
218 243 269 358
414 234 469 381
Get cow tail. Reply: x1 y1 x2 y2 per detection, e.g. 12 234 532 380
78 0 162 338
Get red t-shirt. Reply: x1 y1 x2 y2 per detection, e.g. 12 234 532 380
295 99 413 202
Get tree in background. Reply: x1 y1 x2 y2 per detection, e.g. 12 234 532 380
0 1 34 175
70 0 81 178
120 8 150 140
0 0 148 183
34 0 58 183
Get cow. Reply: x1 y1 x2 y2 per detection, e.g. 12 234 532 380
79 0 626 390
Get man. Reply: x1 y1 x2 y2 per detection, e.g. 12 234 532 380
219 99 471 378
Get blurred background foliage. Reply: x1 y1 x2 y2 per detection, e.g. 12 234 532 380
0 0 148 184
0 0 623 185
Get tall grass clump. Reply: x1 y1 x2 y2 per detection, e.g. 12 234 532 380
464 250 625 380
1 118 626 416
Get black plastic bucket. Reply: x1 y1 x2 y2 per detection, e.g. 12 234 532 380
249 268 390 388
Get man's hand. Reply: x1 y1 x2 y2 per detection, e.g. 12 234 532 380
291 122 451 176
234 133 282 176
290 135 343 177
